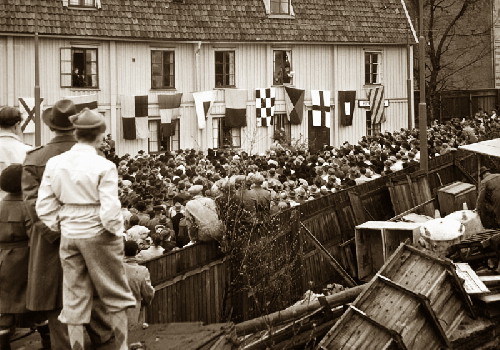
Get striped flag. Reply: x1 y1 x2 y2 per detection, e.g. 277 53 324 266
18 97 44 133
225 89 247 127
120 95 149 140
284 86 305 125
158 93 182 140
368 85 385 124
193 90 215 130
64 94 98 113
256 87 275 127
311 90 331 128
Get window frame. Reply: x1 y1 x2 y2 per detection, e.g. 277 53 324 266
364 51 382 85
215 50 236 88
68 0 96 7
212 117 241 149
273 50 292 86
270 0 291 15
366 111 381 136
60 47 99 89
151 49 176 90
148 119 161 153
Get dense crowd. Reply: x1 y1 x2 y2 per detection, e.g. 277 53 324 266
105 110 500 256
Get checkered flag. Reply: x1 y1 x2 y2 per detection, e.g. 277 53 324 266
256 87 275 127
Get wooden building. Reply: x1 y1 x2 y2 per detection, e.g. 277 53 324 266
0 0 416 155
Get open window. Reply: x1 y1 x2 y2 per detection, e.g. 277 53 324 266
213 117 241 149
273 50 292 85
60 47 98 88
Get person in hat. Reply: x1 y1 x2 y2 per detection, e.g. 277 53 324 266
0 106 32 199
36 108 136 350
0 164 48 349
23 99 115 349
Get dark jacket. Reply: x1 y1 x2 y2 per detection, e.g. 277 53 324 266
22 134 77 311
476 173 500 229
0 193 32 313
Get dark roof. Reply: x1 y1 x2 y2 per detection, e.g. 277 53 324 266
0 0 415 44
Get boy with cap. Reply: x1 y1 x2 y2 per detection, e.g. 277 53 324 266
36 108 136 350
23 100 116 349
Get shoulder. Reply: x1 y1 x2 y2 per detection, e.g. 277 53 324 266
24 145 45 160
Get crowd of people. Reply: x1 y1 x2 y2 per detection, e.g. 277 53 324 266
1 97 499 350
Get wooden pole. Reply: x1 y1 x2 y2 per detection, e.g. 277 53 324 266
300 222 357 287
418 0 428 171
235 284 364 336
34 1 41 146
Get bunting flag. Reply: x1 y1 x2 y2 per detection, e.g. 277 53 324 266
225 89 247 127
193 90 215 130
158 93 182 140
311 90 331 128
284 86 305 125
368 85 385 124
255 87 275 127
18 97 44 133
64 94 98 113
338 91 356 126
120 95 149 140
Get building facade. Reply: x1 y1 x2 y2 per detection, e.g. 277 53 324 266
0 0 416 155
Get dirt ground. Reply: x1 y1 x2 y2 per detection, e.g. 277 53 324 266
10 322 234 350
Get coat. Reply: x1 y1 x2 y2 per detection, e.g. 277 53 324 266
123 257 155 326
22 134 77 311
0 193 32 313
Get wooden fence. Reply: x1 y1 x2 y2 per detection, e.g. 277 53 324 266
142 150 479 324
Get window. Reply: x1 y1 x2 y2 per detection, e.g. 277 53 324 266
215 51 235 87
271 0 290 15
60 47 98 88
273 50 292 85
212 118 241 149
273 113 291 144
365 51 381 85
69 0 96 7
366 111 381 136
151 50 175 89
148 120 161 153
160 119 180 152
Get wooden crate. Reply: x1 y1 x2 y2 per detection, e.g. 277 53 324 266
355 221 421 281
437 181 477 216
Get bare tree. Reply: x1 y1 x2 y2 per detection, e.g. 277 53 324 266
410 0 494 121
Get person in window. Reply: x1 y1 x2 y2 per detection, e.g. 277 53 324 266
283 55 291 84
35 108 136 350
72 68 85 87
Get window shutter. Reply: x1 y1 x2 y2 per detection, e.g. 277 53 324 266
60 47 72 87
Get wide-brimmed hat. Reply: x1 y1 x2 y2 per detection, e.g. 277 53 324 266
69 108 106 132
42 99 77 130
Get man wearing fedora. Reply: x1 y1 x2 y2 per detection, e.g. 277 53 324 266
22 100 116 349
36 107 136 350
0 106 32 200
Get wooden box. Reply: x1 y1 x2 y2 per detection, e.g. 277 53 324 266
355 221 421 281
437 181 477 216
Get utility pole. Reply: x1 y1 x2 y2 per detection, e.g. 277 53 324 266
34 1 41 146
418 0 428 171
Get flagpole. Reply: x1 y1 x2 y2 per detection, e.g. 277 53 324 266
418 0 428 171
34 0 41 146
